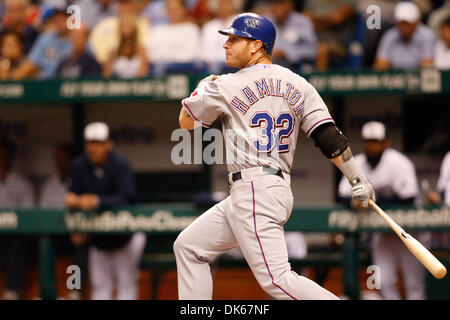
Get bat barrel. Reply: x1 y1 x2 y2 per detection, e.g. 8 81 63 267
368 200 447 280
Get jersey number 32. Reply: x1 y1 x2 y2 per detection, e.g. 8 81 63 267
250 112 294 153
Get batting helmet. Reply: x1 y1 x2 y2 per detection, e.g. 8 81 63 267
218 13 276 54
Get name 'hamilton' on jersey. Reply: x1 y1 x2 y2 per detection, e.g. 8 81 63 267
181 64 335 174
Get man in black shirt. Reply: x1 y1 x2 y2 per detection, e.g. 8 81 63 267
65 122 146 300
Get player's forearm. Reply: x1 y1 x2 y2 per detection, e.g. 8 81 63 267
331 146 376 207
330 146 350 166
330 147 364 185
179 106 195 130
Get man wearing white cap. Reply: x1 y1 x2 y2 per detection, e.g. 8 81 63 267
374 1 436 70
65 122 146 300
338 121 427 300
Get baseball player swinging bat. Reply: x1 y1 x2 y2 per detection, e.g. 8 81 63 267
368 199 447 279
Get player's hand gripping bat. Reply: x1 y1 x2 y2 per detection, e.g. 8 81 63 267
368 199 447 279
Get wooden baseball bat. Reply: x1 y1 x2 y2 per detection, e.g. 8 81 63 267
368 199 447 279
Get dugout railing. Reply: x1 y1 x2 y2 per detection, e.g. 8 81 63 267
0 205 449 300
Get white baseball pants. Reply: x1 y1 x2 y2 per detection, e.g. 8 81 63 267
174 168 339 300
372 233 427 300
89 232 147 300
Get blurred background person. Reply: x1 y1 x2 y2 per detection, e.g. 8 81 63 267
0 31 26 80
434 16 450 69
426 150 450 253
338 121 427 300
146 0 200 75
0 0 39 54
0 1 5 21
103 14 149 78
140 0 170 26
56 24 103 78
267 0 318 71
0 138 35 300
39 144 86 300
188 0 215 26
373 1 436 70
427 150 450 207
428 0 450 34
357 0 400 68
141 0 204 27
39 144 76 209
303 0 356 70
198 0 238 74
65 122 146 300
72 0 118 29
11 5 72 79
89 0 150 65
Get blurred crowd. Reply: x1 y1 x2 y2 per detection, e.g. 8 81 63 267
0 0 450 81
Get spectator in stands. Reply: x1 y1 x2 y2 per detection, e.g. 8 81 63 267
0 31 26 80
140 0 170 26
102 14 149 78
89 0 150 64
56 24 102 78
0 0 39 54
267 0 318 71
147 0 200 75
241 0 271 14
428 0 450 33
72 0 118 29
373 1 436 70
198 0 238 73
189 0 214 25
141 0 203 26
303 0 356 70
357 0 400 68
434 17 450 69
65 122 146 300
134 0 151 13
338 121 427 300
11 6 72 79
0 138 35 300
0 2 5 21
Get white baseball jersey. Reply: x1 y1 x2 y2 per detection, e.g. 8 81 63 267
0 171 34 208
436 151 450 206
175 63 339 300
39 174 68 208
338 148 419 200
182 64 334 173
